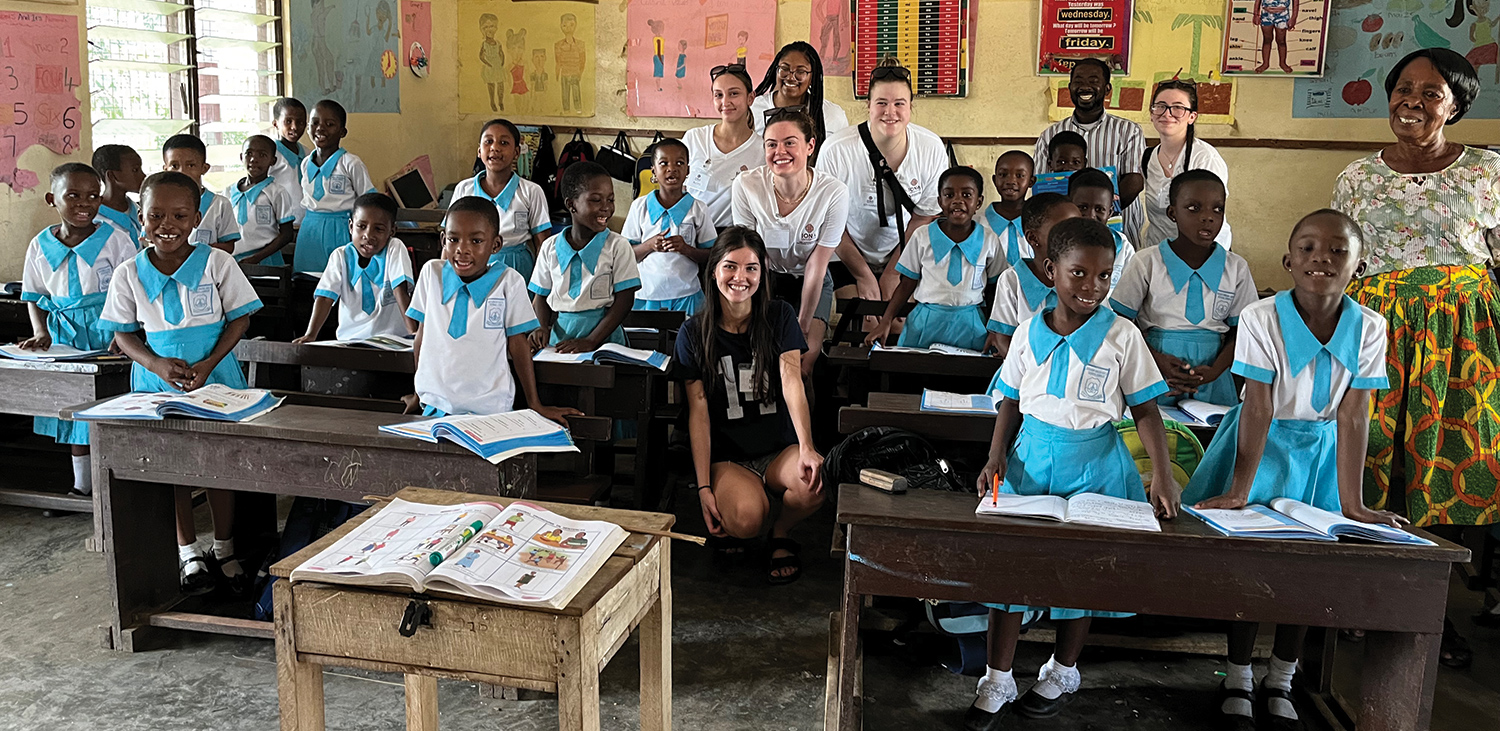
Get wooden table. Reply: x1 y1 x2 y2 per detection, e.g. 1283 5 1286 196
0 357 132 513
828 485 1469 731
826 345 1001 402
82 402 561 651
272 486 673 731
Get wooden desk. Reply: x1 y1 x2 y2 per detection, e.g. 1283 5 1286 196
272 486 673 731
827 345 1001 400
829 485 1469 731
0 358 132 513
84 402 551 651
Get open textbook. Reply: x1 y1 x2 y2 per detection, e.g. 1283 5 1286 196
871 342 988 357
976 492 1161 532
1187 499 1435 546
290 498 628 609
0 343 113 362
305 334 415 352
74 384 284 422
379 409 578 463
1158 399 1232 428
920 389 999 415
532 343 670 371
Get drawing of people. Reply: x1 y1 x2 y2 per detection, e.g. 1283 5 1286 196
735 30 749 66
648 20 667 91
360 541 386 554
507 29 530 113
456 549 481 569
384 529 400 540
555 13 586 113
502 511 525 530
1252 0 1298 73
676 39 688 90
515 571 537 589
1469 0 1500 83
399 516 417 528
819 0 843 64
479 13 505 111
530 49 549 95
367 1 396 97
310 0 337 92
562 531 589 548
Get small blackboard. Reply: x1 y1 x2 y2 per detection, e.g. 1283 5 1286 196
387 168 435 210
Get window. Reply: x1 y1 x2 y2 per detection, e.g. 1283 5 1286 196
87 0 284 193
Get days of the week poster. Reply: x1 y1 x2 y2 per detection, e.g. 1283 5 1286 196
1037 0 1135 75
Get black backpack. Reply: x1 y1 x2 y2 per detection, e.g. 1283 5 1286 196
552 130 595 218
823 426 965 492
527 125 560 214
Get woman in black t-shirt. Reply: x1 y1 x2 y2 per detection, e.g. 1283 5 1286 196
675 227 824 584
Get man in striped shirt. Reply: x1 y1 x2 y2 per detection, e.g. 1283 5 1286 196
1033 58 1146 211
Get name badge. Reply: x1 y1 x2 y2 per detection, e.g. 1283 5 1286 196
328 174 350 195
96 265 114 293
1212 289 1235 321
763 227 791 253
188 284 215 317
483 296 506 329
255 205 273 226
686 168 710 191
1078 364 1110 403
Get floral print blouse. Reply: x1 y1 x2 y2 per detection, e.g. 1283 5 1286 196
1331 146 1500 276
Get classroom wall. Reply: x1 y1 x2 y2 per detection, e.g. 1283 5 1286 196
0 1 91 282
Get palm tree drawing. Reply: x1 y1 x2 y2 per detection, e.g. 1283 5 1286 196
1172 12 1225 77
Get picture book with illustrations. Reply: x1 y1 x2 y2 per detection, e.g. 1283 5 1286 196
532 343 671 371
0 343 113 361
920 389 999 415
1158 399 1231 428
379 409 578 463
305 334 415 352
74 384 284 422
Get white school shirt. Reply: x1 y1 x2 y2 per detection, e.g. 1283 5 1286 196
750 95 850 138
267 137 308 226
300 148 377 213
621 191 717 302
408 259 539 415
100 245 262 335
816 123 946 267
223 178 297 257
1141 141 1233 250
994 307 1169 430
980 205 1031 268
987 261 1055 336
315 238 416 340
192 189 241 248
730 167 849 276
683 124 765 228
452 172 553 248
1033 112 1146 177
529 228 642 312
1109 229 1136 293
1109 242 1257 334
22 224 137 305
893 221 1006 307
96 201 141 249
1231 292 1389 422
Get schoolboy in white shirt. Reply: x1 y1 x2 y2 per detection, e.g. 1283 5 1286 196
623 138 717 314
162 133 239 252
296 192 415 343
225 135 296 266
266 97 308 227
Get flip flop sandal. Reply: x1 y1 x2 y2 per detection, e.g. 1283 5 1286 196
1441 618 1473 669
766 537 802 586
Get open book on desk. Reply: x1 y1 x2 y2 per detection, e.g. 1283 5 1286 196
920 389 999 414
532 343 670 371
291 498 628 610
976 492 1161 532
380 409 578 464
74 384 284 422
305 334 415 352
1186 499 1434 545
1157 399 1231 428
871 342 988 357
0 343 114 362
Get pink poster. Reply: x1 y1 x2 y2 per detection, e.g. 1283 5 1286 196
812 0 852 77
0 11 82 193
401 0 432 78
625 0 778 119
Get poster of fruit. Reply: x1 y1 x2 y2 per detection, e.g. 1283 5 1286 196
1221 0 1331 75
624 0 778 118
1294 0 1500 118
1038 0 1135 74
1047 0 1238 124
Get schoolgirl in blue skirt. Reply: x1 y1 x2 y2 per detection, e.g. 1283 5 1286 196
296 100 376 274
967 218 1180 730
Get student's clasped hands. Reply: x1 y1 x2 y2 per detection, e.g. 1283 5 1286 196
1153 351 1202 397
147 356 196 392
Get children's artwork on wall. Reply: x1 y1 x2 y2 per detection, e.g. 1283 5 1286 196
401 0 431 78
1222 0 1329 76
624 0 778 118
812 0 853 76
0 11 82 193
1047 0 1238 124
1294 0 1500 118
290 0 402 113
457 0 595 117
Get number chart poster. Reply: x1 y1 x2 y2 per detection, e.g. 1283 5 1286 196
1047 0 1237 124
290 0 402 114
625 0 778 118
1294 0 1500 119
0 12 82 193
1221 0 1329 76
1038 0 1135 75
457 0 596 118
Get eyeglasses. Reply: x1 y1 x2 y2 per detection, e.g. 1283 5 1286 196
710 63 746 80
869 65 911 83
1149 103 1194 119
776 64 813 79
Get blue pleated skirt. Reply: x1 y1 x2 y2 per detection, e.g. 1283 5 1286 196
489 245 536 283
33 295 111 445
1181 404 1342 513
130 322 249 393
634 291 704 315
235 248 285 267
984 416 1143 619
550 308 627 347
897 302 987 351
1145 328 1238 406
295 209 351 274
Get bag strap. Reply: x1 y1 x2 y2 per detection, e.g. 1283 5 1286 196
612 131 632 155
571 129 586 146
857 122 918 237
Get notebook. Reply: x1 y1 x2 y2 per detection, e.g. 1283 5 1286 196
1187 500 1435 546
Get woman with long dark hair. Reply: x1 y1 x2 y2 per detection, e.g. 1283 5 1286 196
750 41 848 142
676 228 824 585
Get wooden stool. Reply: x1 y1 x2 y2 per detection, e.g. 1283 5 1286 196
271 487 674 731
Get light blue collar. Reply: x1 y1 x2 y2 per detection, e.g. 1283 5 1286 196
646 191 695 230
473 171 521 210
198 188 215 216
985 206 1025 265
38 224 111 270
929 220 985 268
1028 306 1116 398
227 177 274 225
136 244 211 305
97 203 140 238
275 139 305 173
1275 291 1363 378
555 227 609 275
345 242 386 287
440 260 504 305
304 147 346 181
1159 241 1227 295
1016 259 1054 311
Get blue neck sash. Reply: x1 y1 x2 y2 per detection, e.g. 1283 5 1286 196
1275 291 1364 412
1028 306 1116 399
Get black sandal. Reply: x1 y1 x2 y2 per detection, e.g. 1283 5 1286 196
1441 617 1474 669
180 555 214 596
1216 681 1256 731
1257 681 1302 731
767 537 802 585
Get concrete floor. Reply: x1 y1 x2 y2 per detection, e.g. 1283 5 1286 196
1 489 1498 731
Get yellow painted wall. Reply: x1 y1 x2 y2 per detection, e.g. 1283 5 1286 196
0 1 91 281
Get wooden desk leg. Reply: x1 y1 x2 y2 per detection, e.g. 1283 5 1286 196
558 616 602 731
405 675 439 731
639 540 672 731
273 581 325 731
835 558 862 731
1357 630 1440 731
99 468 178 651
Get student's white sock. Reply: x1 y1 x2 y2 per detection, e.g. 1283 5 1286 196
1222 661 1254 717
1263 656 1298 720
71 455 91 496
212 538 244 578
179 543 207 577
1031 656 1080 701
973 667 1016 713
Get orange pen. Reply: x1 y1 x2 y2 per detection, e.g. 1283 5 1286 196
991 473 1000 505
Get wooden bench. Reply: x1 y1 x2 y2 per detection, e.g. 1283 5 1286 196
272 486 673 731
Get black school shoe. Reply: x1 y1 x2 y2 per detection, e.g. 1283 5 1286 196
211 553 255 598
1216 681 1256 731
180 555 214 596
1014 687 1073 719
1257 681 1302 731
962 702 1008 731
41 489 89 518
